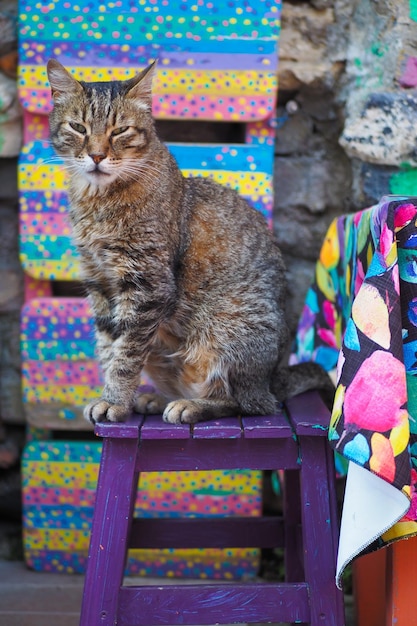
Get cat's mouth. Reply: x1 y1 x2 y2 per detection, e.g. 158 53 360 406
87 166 111 177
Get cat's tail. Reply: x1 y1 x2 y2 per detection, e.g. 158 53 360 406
272 362 335 410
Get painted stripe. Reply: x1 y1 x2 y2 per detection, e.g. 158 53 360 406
20 142 274 173
23 487 96 507
21 297 90 317
23 485 261 508
19 12 278 45
21 340 95 361
23 461 99 485
20 235 78 258
19 0 280 14
23 546 259 576
24 490 260 524
23 361 100 385
21 315 94 339
19 164 271 192
23 447 260 491
20 197 270 220
20 65 277 93
157 50 278 72
19 191 69 213
23 384 101 404
20 212 72 235
19 88 276 120
24 527 91 551
19 259 81 280
23 441 101 463
19 164 68 190
19 42 279 70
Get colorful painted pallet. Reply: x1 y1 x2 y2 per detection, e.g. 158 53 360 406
18 0 281 578
21 297 98 427
23 440 262 577
18 0 281 122
18 0 281 281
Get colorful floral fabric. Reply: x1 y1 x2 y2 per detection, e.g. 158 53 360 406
292 195 417 544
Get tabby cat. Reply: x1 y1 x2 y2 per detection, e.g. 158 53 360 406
46 59 332 425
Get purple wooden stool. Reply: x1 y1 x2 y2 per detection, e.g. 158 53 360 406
79 391 345 626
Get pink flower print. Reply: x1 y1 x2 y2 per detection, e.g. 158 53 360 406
394 204 417 231
323 300 336 330
405 469 417 520
354 258 365 298
317 328 338 349
344 350 407 433
379 223 397 269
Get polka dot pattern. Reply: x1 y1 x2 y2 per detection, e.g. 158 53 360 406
18 0 281 121
19 139 275 278
23 441 262 577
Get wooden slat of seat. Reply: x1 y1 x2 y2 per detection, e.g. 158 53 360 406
96 412 298 443
242 412 293 439
193 417 242 439
95 418 301 472
140 414 190 440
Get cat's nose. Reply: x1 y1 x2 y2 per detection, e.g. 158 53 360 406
90 153 106 164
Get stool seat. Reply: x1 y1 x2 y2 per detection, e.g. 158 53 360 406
79 391 345 626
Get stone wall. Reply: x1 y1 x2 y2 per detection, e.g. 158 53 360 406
275 0 417 335
0 0 24 438
275 0 353 334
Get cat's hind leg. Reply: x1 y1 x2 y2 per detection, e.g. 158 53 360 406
161 342 278 424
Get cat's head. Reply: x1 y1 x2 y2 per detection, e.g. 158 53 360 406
46 59 157 192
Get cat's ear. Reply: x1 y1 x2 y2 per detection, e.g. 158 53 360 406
47 59 83 101
124 60 157 110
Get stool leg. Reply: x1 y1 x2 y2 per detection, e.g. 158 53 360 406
299 437 345 626
283 469 304 582
79 437 139 626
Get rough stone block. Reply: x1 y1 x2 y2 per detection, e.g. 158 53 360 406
275 105 314 156
283 255 318 339
278 1 348 91
0 313 24 424
340 92 417 166
0 199 23 313
0 157 18 200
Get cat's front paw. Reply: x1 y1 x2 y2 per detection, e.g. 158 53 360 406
163 400 204 425
133 392 167 415
84 400 129 424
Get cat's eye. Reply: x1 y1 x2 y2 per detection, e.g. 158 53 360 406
69 122 87 134
112 126 129 136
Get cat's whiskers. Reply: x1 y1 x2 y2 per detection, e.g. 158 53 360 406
120 159 163 183
119 167 157 186
117 161 162 188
